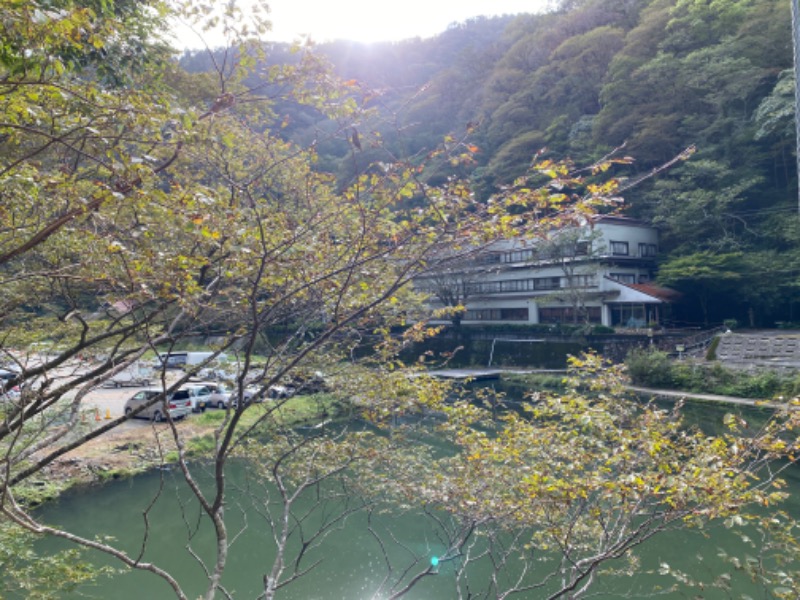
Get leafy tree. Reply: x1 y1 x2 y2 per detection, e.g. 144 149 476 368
363 354 800 599
738 249 800 326
657 251 744 324
3 2 800 599
756 74 794 133
642 158 763 253
415 254 478 327
0 520 106 599
0 1 636 597
533 227 605 325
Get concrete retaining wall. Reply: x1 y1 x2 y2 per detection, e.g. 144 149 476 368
716 332 800 373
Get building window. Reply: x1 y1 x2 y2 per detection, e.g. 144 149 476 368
610 304 647 328
501 307 529 320
502 249 534 263
566 274 596 288
468 279 539 294
501 279 534 292
477 253 501 265
464 308 529 321
610 241 629 256
638 274 650 283
610 273 636 284
639 243 657 257
534 277 561 291
539 306 601 324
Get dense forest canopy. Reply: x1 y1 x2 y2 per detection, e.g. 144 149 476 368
181 0 799 326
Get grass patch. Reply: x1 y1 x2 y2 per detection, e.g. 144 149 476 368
94 467 137 482
272 393 348 424
194 393 346 428
165 394 349 462
13 478 66 507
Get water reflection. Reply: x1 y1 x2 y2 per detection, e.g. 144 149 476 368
32 385 799 599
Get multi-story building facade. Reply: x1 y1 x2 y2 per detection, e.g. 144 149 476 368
417 216 677 328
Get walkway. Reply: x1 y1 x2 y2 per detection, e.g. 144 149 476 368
427 368 785 410
427 368 565 381
625 386 780 409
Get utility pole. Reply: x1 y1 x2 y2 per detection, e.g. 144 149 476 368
793 0 800 212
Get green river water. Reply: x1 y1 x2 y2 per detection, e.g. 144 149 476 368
32 389 800 599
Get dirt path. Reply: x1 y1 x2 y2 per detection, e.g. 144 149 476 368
32 417 219 498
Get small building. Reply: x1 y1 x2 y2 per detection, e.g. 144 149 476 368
416 215 677 328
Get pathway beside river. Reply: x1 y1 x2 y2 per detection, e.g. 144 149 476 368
626 385 781 409
428 368 785 410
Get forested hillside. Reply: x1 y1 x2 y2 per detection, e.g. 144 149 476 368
182 0 799 327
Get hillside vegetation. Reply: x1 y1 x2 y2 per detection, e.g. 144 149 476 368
182 0 799 327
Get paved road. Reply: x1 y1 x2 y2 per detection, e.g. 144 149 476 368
625 385 779 409
82 386 144 422
428 368 782 410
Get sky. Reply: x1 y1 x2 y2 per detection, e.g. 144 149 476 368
174 0 550 48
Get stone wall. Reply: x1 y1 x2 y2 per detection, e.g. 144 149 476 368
715 332 800 373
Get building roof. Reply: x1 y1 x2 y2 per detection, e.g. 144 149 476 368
589 214 654 228
604 278 681 303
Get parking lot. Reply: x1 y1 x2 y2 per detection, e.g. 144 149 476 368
82 386 149 426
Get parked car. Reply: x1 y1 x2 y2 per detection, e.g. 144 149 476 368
225 386 262 408
0 367 18 386
159 352 228 370
123 389 192 422
222 383 293 408
203 383 231 409
171 384 211 412
0 368 21 404
104 362 154 388
267 384 295 399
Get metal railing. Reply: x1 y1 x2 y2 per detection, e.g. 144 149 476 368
671 325 728 357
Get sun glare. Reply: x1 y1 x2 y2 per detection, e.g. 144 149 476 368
172 0 544 49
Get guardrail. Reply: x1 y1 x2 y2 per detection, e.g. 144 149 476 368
670 325 728 357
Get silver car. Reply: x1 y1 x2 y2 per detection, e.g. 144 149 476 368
203 383 232 409
225 386 262 408
174 384 212 412
123 389 192 422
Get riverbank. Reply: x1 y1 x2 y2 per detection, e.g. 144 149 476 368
17 377 785 507
17 394 346 506
20 414 234 506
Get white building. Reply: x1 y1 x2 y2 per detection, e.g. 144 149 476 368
418 216 678 328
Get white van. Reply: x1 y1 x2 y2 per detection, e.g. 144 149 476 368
106 362 154 387
160 352 227 369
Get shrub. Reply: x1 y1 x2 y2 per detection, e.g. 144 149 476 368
591 325 615 335
624 348 674 387
705 336 721 360
625 349 798 399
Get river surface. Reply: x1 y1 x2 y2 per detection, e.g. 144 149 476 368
33 386 800 599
